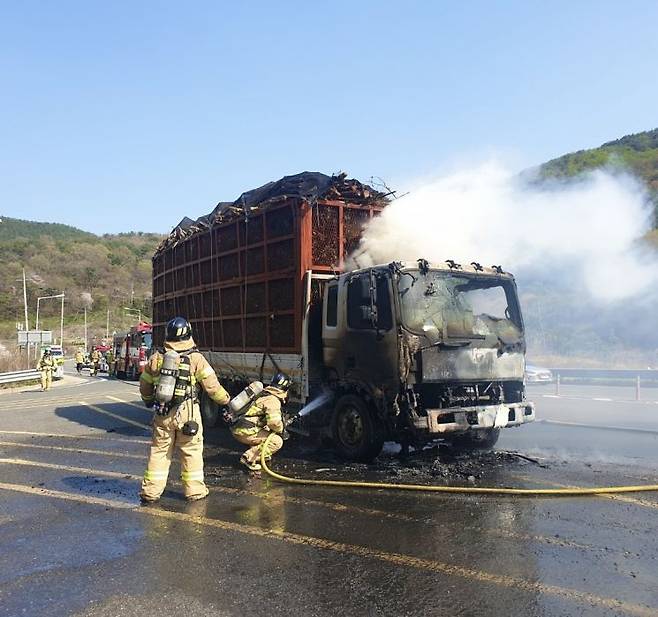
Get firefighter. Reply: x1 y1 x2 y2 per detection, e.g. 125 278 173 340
37 349 55 391
74 348 84 374
139 317 230 503
90 348 101 376
105 348 115 376
231 372 291 472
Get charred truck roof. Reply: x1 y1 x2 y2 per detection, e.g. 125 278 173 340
152 172 389 349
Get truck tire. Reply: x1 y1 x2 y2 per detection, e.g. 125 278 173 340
200 391 220 429
331 395 385 462
452 428 500 451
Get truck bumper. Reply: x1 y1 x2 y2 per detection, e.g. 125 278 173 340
413 402 535 434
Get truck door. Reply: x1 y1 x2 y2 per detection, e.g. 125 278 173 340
324 270 398 388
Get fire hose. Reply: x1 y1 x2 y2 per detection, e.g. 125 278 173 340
259 433 658 496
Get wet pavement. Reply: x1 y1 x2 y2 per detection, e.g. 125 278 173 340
1 377 657 616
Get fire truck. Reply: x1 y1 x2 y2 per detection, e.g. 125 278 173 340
113 322 153 380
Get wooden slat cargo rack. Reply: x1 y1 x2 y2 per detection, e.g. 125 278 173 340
152 171 388 394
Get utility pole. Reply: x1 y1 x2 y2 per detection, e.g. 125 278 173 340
84 307 88 352
106 308 110 339
60 294 65 347
22 268 29 330
22 268 30 365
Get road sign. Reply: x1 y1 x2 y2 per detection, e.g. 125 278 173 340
17 330 53 346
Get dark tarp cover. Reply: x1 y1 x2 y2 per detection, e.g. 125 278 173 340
159 171 387 253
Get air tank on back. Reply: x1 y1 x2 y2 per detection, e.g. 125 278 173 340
155 349 179 404
229 380 264 414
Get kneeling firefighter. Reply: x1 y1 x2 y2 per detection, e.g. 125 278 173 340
139 317 230 502
230 372 291 472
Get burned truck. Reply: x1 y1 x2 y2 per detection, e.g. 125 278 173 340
152 172 534 460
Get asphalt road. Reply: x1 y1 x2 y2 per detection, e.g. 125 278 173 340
1 375 657 616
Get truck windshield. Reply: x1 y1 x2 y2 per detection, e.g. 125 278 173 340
397 270 523 345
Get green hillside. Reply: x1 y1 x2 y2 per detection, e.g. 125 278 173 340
537 128 658 227
0 216 164 347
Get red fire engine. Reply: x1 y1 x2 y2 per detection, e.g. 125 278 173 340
113 322 153 380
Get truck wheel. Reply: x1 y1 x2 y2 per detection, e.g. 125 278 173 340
200 391 219 428
452 428 500 451
127 365 136 381
331 395 384 462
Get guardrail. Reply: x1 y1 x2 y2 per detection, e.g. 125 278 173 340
551 368 658 381
0 369 41 385
548 368 658 400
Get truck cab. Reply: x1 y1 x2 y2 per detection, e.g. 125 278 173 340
317 260 535 459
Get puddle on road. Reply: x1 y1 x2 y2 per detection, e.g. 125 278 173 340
62 476 137 500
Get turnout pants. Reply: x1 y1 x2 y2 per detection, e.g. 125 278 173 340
40 370 52 391
140 401 208 502
233 429 283 465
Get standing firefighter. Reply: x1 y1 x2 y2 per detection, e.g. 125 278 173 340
139 317 230 503
105 348 115 376
37 349 55 391
74 348 84 374
231 373 291 472
90 348 102 376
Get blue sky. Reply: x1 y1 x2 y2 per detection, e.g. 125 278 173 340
1 1 657 234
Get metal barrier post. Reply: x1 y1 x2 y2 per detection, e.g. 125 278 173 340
636 375 641 401
556 373 560 396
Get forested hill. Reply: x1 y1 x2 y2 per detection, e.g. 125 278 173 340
536 128 658 233
0 216 164 338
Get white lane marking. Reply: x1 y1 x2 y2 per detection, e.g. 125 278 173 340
79 401 150 430
593 398 612 402
542 395 560 398
0 430 149 444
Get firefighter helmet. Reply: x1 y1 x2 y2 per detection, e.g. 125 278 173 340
165 317 192 342
271 372 291 392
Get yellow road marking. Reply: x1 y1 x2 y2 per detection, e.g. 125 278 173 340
0 430 149 444
0 480 653 617
0 456 635 558
79 401 150 430
518 474 658 511
0 481 134 509
0 441 144 460
0 458 142 480
2 398 87 411
106 395 150 412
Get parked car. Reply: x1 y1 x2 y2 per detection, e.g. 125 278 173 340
525 364 554 384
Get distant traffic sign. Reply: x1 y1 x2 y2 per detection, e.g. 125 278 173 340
17 330 52 346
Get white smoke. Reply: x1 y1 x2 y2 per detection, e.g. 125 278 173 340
351 162 657 302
